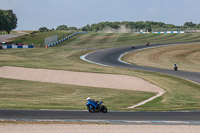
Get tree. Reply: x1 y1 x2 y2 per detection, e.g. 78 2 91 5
82 24 91 31
39 27 49 32
110 22 120 29
0 9 17 34
68 26 78 30
0 10 5 32
5 10 17 34
197 24 200 28
184 22 196 27
56 25 68 30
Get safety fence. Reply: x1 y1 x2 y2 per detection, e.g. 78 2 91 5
46 32 87 47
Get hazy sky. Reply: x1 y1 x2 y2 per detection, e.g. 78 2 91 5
0 0 200 30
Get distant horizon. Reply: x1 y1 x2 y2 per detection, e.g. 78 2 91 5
1 0 200 30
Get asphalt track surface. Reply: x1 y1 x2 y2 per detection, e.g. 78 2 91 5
1 42 200 123
1 109 200 123
85 42 200 84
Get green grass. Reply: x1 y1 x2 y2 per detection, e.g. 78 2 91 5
134 73 200 111
1 33 200 111
12 30 73 47
0 78 154 110
0 48 94 72
10 32 200 49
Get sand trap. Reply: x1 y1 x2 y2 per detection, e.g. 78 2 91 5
0 66 164 93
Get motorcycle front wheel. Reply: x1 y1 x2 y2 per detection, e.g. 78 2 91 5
101 105 107 113
88 106 95 113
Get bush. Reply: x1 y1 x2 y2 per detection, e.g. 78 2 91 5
39 27 49 32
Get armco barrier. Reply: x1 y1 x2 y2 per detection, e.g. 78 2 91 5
2 45 34 49
46 32 87 47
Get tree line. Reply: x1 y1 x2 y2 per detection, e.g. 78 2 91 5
0 9 17 34
39 25 77 32
81 21 200 32
41 21 200 32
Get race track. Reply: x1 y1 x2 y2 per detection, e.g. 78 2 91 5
84 42 200 84
1 42 200 124
1 109 200 124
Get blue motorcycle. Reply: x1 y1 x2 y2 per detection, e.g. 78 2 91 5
86 100 107 113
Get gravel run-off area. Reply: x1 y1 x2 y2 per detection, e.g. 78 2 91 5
0 66 164 93
1 124 200 133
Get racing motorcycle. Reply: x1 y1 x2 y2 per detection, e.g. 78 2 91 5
86 100 107 113
173 64 178 71
174 66 178 71
146 42 150 46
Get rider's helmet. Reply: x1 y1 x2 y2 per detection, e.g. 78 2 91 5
87 97 90 101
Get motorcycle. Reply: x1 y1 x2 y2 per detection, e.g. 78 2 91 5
174 66 178 71
86 100 107 113
173 64 178 71
146 42 150 46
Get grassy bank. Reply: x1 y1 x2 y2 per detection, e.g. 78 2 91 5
11 32 200 49
12 30 73 47
58 32 200 49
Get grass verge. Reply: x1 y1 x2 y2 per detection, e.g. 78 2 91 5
0 78 154 110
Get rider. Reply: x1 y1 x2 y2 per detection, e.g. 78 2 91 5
87 97 94 102
87 97 100 109
87 97 96 104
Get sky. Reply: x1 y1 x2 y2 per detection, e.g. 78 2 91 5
0 0 200 30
